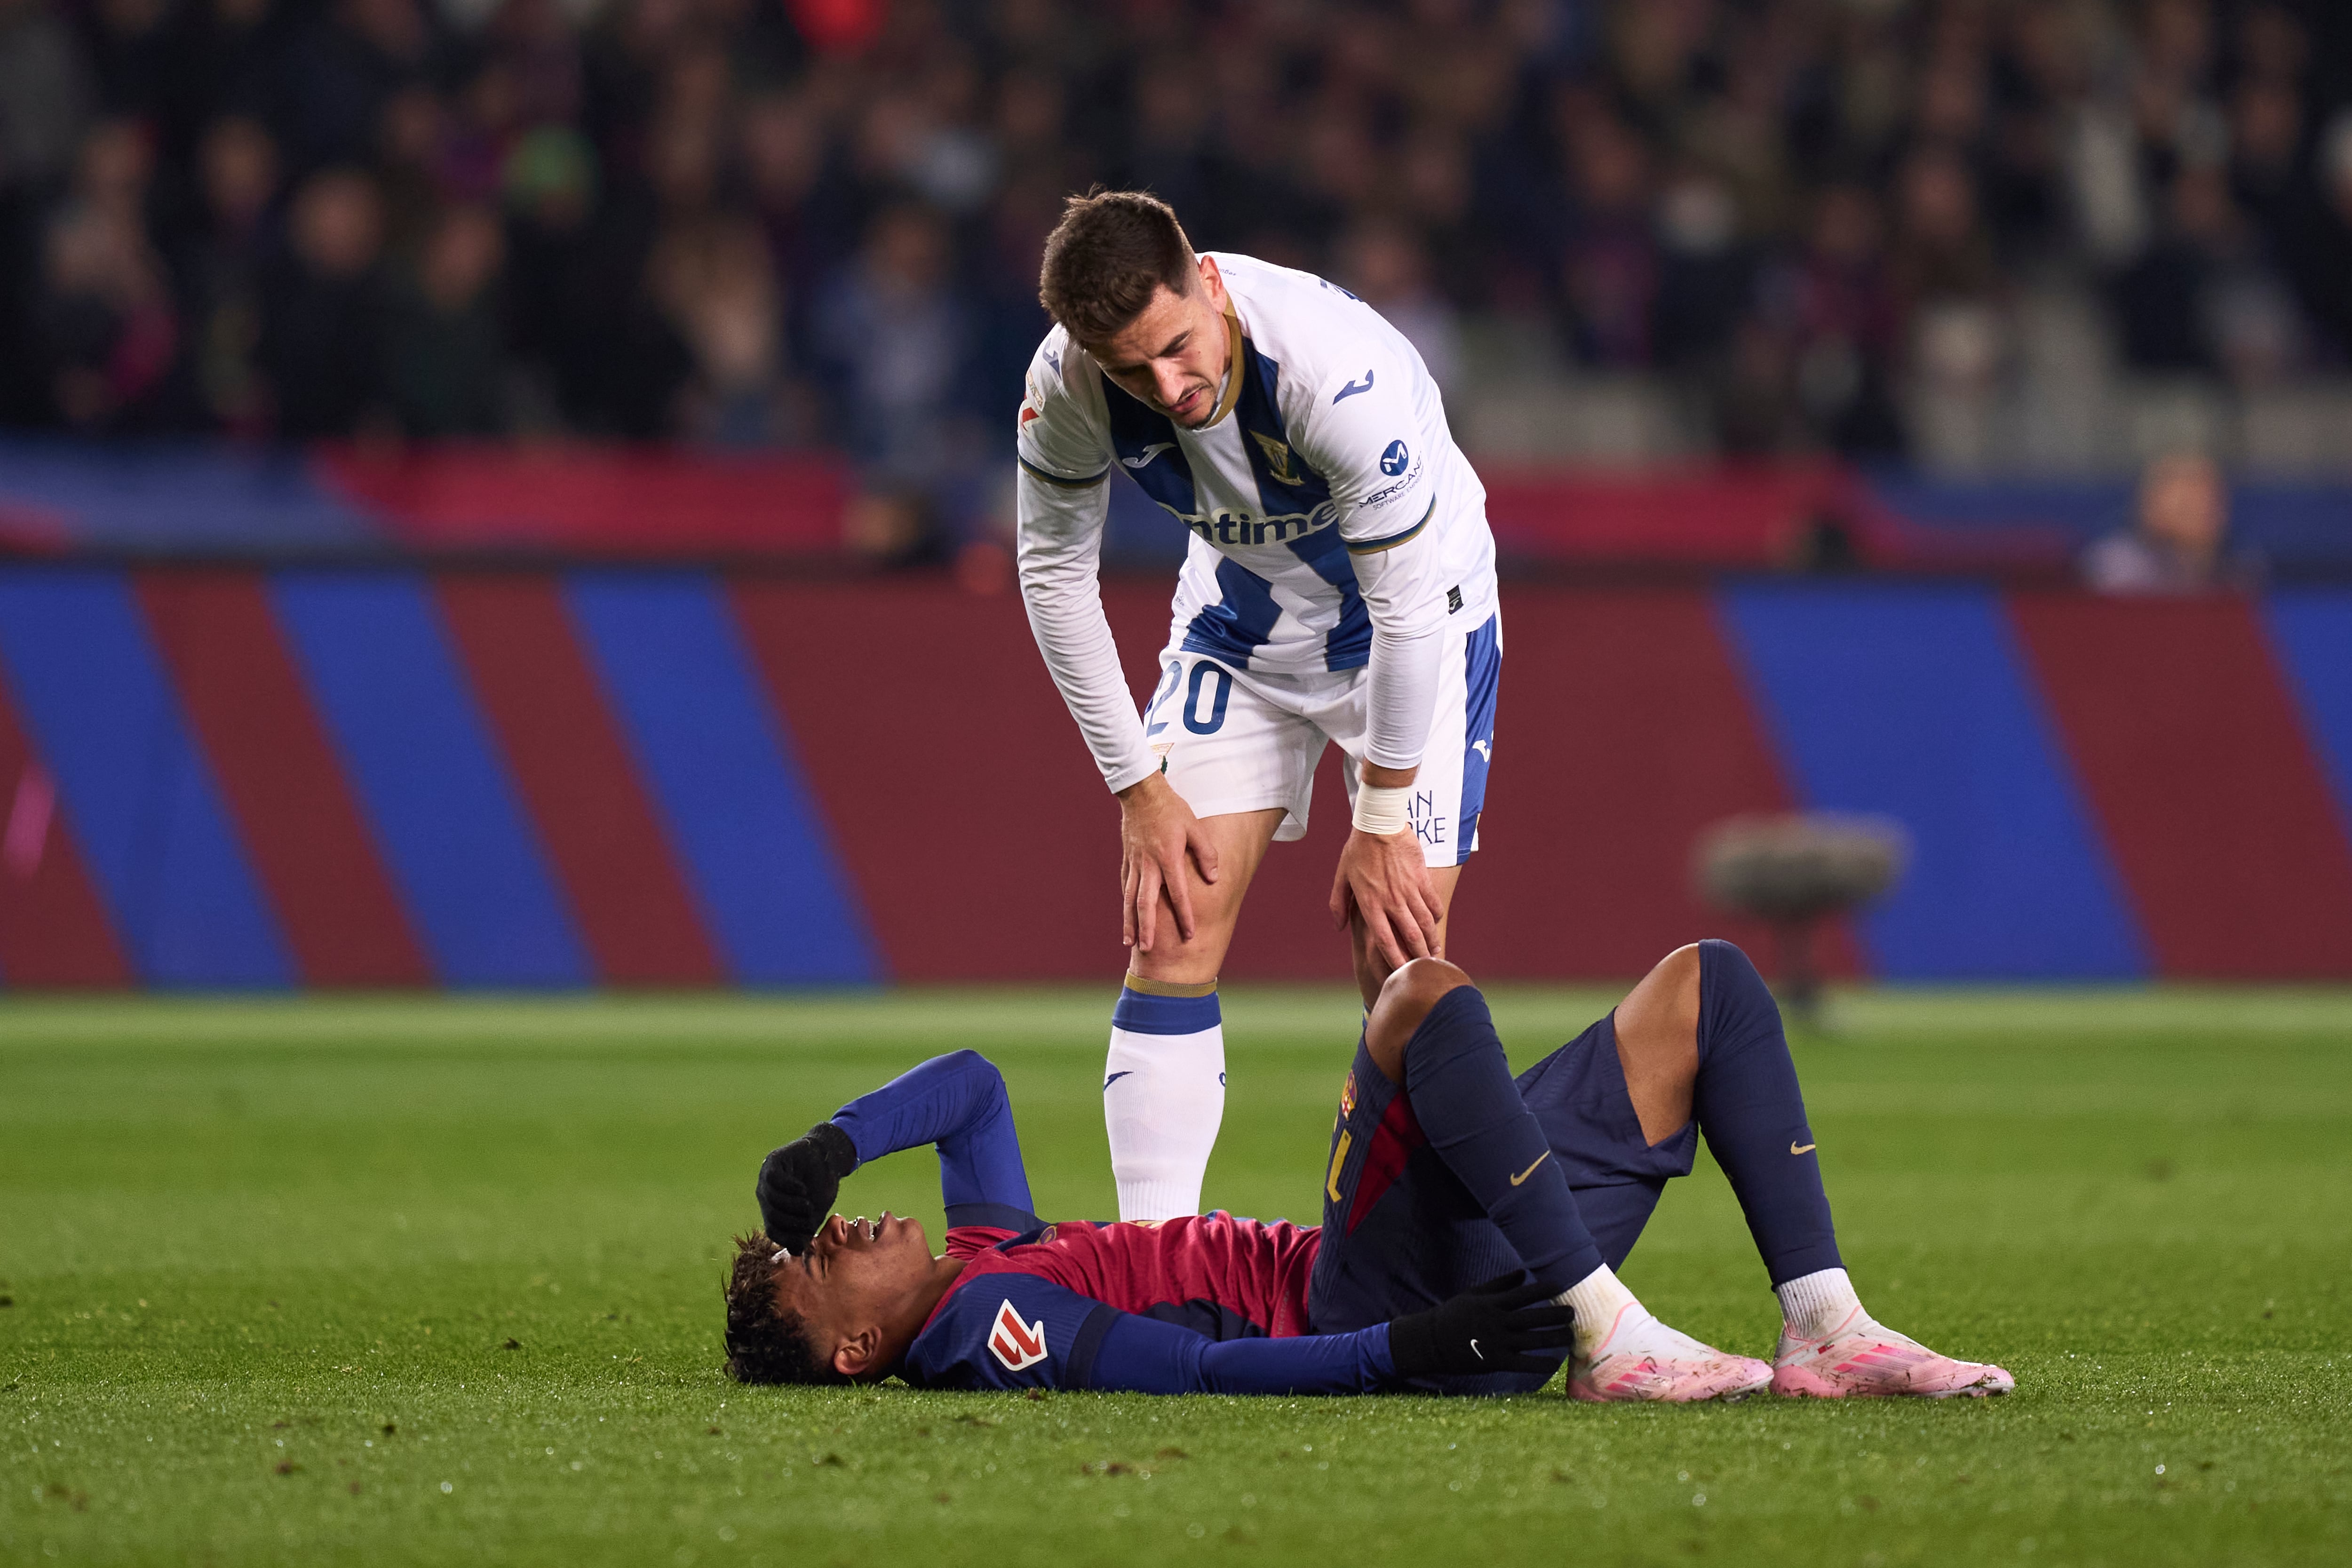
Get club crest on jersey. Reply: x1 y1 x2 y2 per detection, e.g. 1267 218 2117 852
988 1299 1048 1372
1340 1070 1357 1118
1250 431 1308 487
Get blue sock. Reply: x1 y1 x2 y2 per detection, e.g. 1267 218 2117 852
1692 939 1842 1285
1403 986 1605 1294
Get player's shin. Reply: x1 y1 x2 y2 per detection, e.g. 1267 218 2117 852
1104 981 1226 1221
1400 987 1603 1294
1690 940 2013 1396
1690 939 1842 1285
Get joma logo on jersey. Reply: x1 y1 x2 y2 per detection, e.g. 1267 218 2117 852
988 1299 1048 1372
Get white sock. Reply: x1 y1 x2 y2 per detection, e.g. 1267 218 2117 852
1551 1263 1711 1362
1775 1266 1865 1341
1104 982 1225 1221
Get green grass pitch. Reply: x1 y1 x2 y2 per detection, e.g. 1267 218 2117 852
4 984 2349 1566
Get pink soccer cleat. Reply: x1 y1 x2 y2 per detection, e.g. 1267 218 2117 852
1565 1304 1774 1403
1771 1307 2015 1399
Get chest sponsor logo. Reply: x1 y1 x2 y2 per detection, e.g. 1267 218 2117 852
1164 502 1339 547
988 1298 1049 1372
1120 442 1176 469
1380 439 1410 476
1250 431 1309 487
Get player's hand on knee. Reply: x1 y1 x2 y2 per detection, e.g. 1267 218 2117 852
755 1121 858 1252
1385 1274 1576 1378
1331 828 1441 968
1118 774 1215 950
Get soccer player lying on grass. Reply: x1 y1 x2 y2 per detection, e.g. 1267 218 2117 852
724 941 2013 1401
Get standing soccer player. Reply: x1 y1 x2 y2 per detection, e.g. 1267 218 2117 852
1017 192 1502 1220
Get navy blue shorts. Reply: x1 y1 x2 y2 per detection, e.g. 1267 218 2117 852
1303 1009 1697 1392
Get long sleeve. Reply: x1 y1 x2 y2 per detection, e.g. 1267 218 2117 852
906 1273 1398 1394
1086 1313 1396 1394
1303 342 1450 772
1348 527 1448 771
1016 467 1159 793
827 1050 1036 1228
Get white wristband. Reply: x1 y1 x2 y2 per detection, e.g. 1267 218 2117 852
1353 781 1412 836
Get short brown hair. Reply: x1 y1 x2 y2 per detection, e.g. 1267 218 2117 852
1038 190 1197 344
721 1232 848 1386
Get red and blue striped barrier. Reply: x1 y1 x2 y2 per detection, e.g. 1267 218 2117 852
6 439 2348 574
1 569 2350 987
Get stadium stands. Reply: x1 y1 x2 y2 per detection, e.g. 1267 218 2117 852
3 0 2351 558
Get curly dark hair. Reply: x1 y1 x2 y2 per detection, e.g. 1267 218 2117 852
722 1232 849 1386
1037 189 1198 345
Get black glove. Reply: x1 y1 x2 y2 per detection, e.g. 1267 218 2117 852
755 1122 858 1252
1386 1274 1576 1378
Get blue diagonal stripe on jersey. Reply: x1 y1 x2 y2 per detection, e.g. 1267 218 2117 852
1180 558 1285 667
1236 336 1334 518
1286 517 1371 670
1102 382 1197 519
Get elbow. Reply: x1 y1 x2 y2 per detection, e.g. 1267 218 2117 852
945 1050 1012 1107
940 1049 1006 1085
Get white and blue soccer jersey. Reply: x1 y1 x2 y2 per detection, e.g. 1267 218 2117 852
1016 252 1501 812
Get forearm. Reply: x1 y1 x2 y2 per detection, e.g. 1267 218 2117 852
1362 620 1443 774
1087 1315 1397 1395
828 1051 1036 1221
1351 540 1448 773
1017 474 1156 792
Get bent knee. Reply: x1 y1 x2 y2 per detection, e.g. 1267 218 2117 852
1365 957 1475 1082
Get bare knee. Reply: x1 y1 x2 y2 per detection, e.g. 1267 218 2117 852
1364 957 1474 1083
1615 944 1702 1145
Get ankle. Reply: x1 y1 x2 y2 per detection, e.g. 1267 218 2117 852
1558 1265 1645 1356
1774 1266 1862 1339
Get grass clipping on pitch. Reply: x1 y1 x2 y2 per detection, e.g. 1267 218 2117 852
2 986 2349 1566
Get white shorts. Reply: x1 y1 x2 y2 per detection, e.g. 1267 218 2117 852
1139 613 1501 868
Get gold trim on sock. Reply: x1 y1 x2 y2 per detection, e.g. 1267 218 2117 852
1122 973 1218 997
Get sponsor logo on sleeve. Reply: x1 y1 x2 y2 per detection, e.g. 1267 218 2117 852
1019 405 1040 428
988 1299 1049 1372
1333 369 1375 404
1379 439 1410 476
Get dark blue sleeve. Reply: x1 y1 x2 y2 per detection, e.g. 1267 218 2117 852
903 1274 1395 1395
828 1050 1036 1229
903 1274 1397 1395
1087 1313 1396 1395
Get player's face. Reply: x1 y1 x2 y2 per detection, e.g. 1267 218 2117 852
772 1212 933 1366
1089 259 1231 428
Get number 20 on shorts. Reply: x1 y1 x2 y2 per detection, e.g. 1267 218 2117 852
1144 659 1232 738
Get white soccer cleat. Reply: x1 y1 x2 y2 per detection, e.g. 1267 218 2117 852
1771 1306 2015 1399
1565 1303 1773 1403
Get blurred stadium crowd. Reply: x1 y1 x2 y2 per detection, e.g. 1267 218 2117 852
2 0 2350 492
